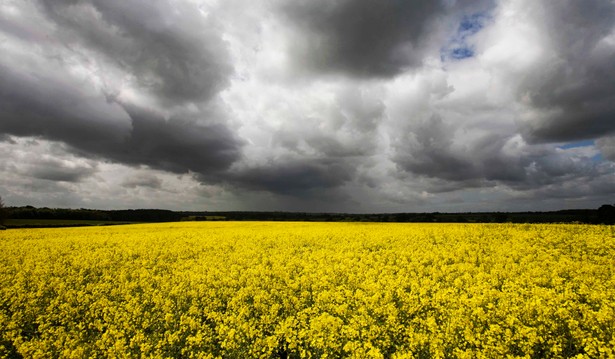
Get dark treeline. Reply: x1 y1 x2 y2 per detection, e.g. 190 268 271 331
5 204 615 226
7 206 183 223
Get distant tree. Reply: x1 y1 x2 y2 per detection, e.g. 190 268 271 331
493 213 509 223
0 196 7 226
597 204 615 224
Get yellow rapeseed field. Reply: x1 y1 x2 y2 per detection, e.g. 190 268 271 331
0 222 614 358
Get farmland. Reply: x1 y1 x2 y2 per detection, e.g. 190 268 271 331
1 222 614 358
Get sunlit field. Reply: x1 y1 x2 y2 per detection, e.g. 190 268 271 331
1 222 614 358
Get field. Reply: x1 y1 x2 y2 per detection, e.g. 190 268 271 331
0 222 614 358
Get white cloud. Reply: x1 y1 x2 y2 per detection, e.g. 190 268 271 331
597 136 615 161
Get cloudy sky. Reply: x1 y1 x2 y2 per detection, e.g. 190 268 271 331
1 0 614 212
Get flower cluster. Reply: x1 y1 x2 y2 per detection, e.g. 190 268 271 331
1 222 614 358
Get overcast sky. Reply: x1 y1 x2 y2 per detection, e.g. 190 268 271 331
1 0 615 212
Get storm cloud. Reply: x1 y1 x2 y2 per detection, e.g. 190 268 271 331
229 158 355 196
278 0 494 77
0 62 242 176
0 0 241 177
503 0 615 142
1 0 614 212
38 0 232 104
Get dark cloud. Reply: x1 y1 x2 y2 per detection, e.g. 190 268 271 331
122 173 163 189
517 0 615 142
278 0 493 77
394 115 525 187
516 167 615 202
114 105 243 174
0 62 130 150
229 159 354 196
25 158 97 183
393 115 484 182
0 0 245 182
0 64 242 176
37 0 232 104
279 0 441 76
392 115 603 193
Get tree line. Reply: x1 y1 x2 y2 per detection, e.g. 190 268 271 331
0 196 6 229
1 201 614 227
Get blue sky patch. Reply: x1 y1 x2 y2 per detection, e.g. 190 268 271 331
558 140 603 162
442 12 490 62
591 153 604 162
459 14 486 34
558 140 595 149
450 47 474 60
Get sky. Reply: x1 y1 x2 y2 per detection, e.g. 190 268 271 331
1 0 615 213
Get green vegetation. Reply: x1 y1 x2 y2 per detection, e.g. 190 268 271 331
3 219 136 228
2 204 614 228
0 196 6 229
180 215 227 221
